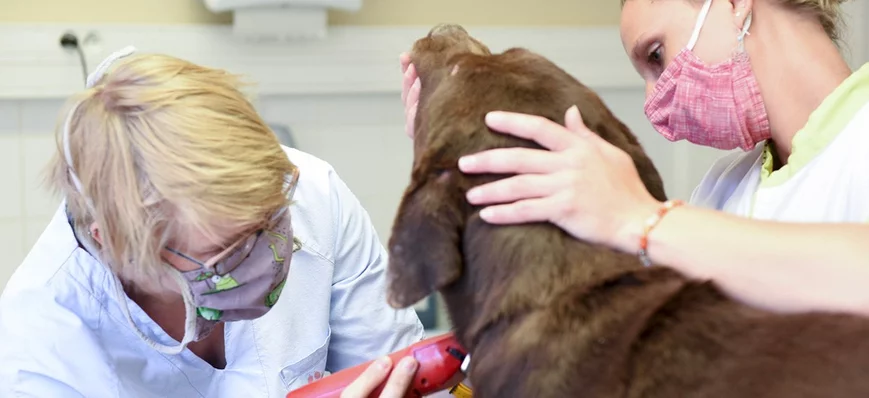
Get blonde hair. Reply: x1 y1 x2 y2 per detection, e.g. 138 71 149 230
621 0 852 43
47 53 297 296
782 0 852 42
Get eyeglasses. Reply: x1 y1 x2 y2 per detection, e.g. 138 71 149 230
166 231 259 276
164 168 300 276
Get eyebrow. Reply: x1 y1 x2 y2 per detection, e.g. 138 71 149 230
629 34 648 63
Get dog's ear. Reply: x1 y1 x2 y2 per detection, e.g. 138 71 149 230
386 172 464 308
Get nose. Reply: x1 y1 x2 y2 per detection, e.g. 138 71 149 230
644 80 657 99
429 23 469 38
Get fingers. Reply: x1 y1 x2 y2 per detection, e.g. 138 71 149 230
401 64 418 104
407 76 420 107
341 357 393 398
458 147 567 175
378 357 419 398
400 52 412 74
564 105 607 145
466 173 563 205
564 105 584 133
404 75 420 138
485 111 581 151
405 105 418 138
478 195 561 224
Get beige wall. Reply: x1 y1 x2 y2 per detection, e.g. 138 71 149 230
1 0 232 24
0 0 621 26
329 0 621 26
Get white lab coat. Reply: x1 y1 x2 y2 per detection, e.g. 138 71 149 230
0 147 426 397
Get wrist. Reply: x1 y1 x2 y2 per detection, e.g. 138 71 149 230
614 199 662 253
615 199 685 265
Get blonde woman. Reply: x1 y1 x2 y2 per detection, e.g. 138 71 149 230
0 47 424 397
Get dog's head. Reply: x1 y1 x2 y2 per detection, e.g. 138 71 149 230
410 24 490 80
386 24 667 311
386 24 508 309
406 24 491 156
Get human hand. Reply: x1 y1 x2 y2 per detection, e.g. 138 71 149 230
458 105 661 252
340 356 419 398
400 52 421 139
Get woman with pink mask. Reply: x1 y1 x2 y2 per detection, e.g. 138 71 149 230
399 0 867 323
350 0 869 395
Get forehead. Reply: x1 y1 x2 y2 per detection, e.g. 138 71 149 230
619 0 697 50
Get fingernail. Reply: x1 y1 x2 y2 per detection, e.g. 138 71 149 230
401 357 419 371
458 156 475 170
412 78 421 89
376 356 392 370
485 111 504 124
466 188 480 202
480 207 494 220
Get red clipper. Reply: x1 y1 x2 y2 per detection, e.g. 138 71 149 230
286 333 468 398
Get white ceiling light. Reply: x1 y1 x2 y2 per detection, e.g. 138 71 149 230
204 0 363 41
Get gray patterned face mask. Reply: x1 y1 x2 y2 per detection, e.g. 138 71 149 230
167 177 299 340
120 170 300 356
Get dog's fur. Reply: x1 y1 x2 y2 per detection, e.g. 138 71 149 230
386 24 869 398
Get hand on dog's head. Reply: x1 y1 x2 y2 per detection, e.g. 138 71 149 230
387 24 667 312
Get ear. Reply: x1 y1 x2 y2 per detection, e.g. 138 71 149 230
386 173 464 308
731 0 753 30
89 222 103 245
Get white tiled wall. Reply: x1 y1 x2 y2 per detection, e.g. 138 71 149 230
0 100 66 290
0 91 727 297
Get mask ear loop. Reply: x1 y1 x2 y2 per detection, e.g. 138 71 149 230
63 46 198 355
86 46 136 88
112 270 198 355
272 167 301 221
62 45 137 200
736 12 753 53
686 0 714 51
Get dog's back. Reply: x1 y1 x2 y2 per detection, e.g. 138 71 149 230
388 24 869 398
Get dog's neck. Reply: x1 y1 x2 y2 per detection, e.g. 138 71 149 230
441 204 647 351
437 209 690 397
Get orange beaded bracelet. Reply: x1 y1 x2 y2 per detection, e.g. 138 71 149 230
638 199 684 267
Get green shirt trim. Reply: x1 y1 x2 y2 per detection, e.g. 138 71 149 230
760 63 869 187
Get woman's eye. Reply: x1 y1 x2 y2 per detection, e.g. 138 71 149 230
647 46 663 65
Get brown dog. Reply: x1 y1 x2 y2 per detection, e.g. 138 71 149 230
386 24 869 398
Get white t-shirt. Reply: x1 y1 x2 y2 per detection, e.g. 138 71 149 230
690 63 869 224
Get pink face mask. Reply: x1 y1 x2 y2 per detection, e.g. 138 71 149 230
643 0 770 151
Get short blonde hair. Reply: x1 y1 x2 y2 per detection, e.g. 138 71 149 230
47 53 297 295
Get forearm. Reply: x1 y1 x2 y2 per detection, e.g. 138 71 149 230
628 205 869 316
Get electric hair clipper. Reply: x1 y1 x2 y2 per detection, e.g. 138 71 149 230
285 333 471 398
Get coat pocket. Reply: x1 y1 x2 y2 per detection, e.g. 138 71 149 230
280 327 332 391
